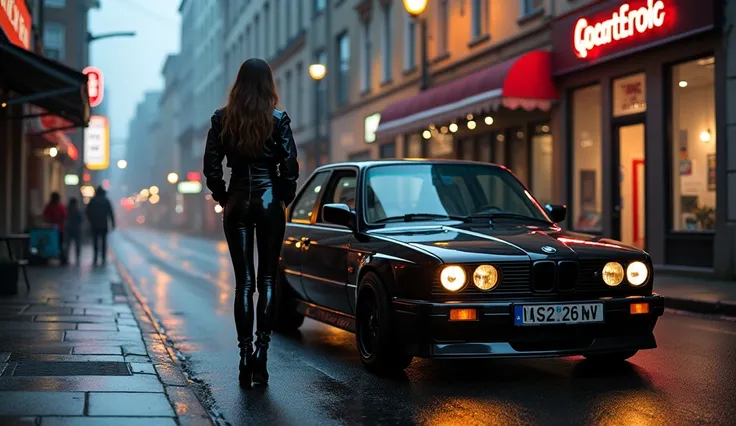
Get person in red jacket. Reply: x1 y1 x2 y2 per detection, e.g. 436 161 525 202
43 192 68 264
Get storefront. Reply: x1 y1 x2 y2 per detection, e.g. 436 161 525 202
551 0 728 273
374 50 559 206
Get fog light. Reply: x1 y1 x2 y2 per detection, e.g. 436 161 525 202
630 302 650 315
449 308 477 321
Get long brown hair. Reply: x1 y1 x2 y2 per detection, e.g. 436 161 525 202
221 58 279 156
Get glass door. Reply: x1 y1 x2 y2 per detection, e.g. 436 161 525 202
613 123 646 249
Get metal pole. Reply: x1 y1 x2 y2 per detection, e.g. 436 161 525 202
37 0 45 54
419 18 429 91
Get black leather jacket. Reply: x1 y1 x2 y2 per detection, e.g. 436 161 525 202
203 108 299 205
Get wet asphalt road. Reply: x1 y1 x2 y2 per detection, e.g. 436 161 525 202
111 228 736 426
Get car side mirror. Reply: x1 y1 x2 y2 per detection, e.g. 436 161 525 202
545 204 567 223
323 203 357 231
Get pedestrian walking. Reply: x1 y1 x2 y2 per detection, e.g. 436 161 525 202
65 197 83 265
86 186 115 266
42 192 67 265
203 58 299 388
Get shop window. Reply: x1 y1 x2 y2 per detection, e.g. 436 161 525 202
461 138 475 160
509 128 528 186
493 133 505 164
572 85 602 232
337 33 350 106
478 135 492 163
531 124 553 206
671 57 716 231
429 133 454 158
405 133 423 158
613 73 646 117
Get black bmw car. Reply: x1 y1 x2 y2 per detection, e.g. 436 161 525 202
273 160 664 373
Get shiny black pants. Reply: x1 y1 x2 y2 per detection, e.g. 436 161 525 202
223 187 286 352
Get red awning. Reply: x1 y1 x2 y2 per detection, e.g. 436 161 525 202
376 50 558 139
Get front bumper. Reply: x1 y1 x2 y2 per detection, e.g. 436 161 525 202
392 294 665 359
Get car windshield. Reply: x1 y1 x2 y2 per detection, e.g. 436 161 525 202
364 163 550 224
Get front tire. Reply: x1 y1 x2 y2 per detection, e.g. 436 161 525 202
273 272 304 333
583 350 638 363
355 272 413 374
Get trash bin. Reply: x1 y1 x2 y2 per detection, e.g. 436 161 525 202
29 226 60 264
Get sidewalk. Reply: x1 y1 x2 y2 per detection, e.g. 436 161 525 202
0 253 214 425
655 273 736 317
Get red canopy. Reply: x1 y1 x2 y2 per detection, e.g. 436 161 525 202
376 50 558 139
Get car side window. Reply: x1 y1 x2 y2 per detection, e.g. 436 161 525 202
290 171 330 224
317 171 357 223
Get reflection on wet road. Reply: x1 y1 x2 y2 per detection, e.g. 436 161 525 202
112 229 736 426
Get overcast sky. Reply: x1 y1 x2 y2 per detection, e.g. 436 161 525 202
89 0 180 140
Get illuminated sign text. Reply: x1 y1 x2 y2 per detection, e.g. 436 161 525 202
83 66 104 107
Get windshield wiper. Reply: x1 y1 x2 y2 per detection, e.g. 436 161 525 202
374 213 469 223
466 212 553 225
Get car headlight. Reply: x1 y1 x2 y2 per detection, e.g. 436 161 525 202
440 265 466 291
627 261 649 286
473 265 499 291
602 262 625 286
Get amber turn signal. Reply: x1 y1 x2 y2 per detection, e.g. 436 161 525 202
630 302 650 315
449 308 477 321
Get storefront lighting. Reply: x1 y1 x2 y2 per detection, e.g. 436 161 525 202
484 116 493 125
428 123 436 130
517 131 524 138
177 181 202 194
440 126 449 134
449 123 458 133
422 130 431 139
149 186 159 195
466 113 473 120
49 147 58 158
467 120 477 130
214 204 223 214
496 134 505 142
149 194 160 204
117 159 127 169
80 185 95 198
1 102 7 108
700 129 711 143
140 188 150 198
542 125 550 133
678 80 688 88
167 172 179 184
64 174 79 186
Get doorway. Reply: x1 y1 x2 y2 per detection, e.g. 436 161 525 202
613 123 646 249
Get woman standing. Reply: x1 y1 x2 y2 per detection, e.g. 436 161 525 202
203 58 299 388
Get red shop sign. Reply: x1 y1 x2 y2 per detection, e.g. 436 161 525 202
83 66 104 108
551 0 719 75
1 0 32 50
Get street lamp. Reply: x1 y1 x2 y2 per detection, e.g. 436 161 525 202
308 64 327 81
403 0 430 90
117 159 127 169
167 172 179 184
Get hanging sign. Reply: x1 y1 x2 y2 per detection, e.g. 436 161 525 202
84 115 109 170
83 66 104 108
1 0 31 50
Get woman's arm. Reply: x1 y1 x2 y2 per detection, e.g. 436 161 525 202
203 110 228 203
276 112 299 204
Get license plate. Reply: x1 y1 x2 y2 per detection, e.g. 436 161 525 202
513 303 604 326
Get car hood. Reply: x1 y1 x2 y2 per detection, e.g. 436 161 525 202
369 223 645 263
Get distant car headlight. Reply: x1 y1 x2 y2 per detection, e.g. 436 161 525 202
440 265 467 291
627 261 649 286
602 262 625 286
473 265 499 291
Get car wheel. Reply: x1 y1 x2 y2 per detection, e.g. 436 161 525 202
273 272 305 333
355 272 413 374
583 350 638 363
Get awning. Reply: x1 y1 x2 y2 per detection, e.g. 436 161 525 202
376 50 558 139
25 110 80 163
0 40 90 128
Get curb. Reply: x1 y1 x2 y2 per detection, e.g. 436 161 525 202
664 296 736 317
113 254 221 425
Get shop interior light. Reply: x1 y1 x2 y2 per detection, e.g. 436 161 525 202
440 126 449 134
484 116 493 125
49 147 58 158
422 130 431 139
700 129 711 143
678 80 688 88
542 125 550 133
214 204 223 213
449 123 458 133
466 113 473 120
467 120 476 130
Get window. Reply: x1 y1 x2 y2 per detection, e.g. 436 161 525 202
315 0 326 14
337 33 350 106
298 0 304 30
315 50 328 128
572 85 603 232
296 62 304 127
437 0 449 55
291 171 330 223
285 0 292 42
522 0 544 15
264 3 270 57
275 0 281 50
45 0 66 7
43 23 65 61
361 19 372 92
405 133 423 157
671 56 716 231
325 173 357 213
364 113 381 144
531 124 553 206
471 0 486 39
404 13 416 71
284 70 292 115
379 142 396 158
613 73 646 117
381 3 393 82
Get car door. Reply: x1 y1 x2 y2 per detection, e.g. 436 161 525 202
299 168 357 314
281 171 331 302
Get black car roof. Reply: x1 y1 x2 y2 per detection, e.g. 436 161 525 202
314 159 508 172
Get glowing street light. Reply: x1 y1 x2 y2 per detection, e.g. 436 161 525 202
308 63 327 81
167 172 179 184
117 159 127 169
149 194 160 204
403 0 428 17
149 186 159 195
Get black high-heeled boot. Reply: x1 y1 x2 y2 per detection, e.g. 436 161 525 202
252 332 270 384
239 345 253 388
